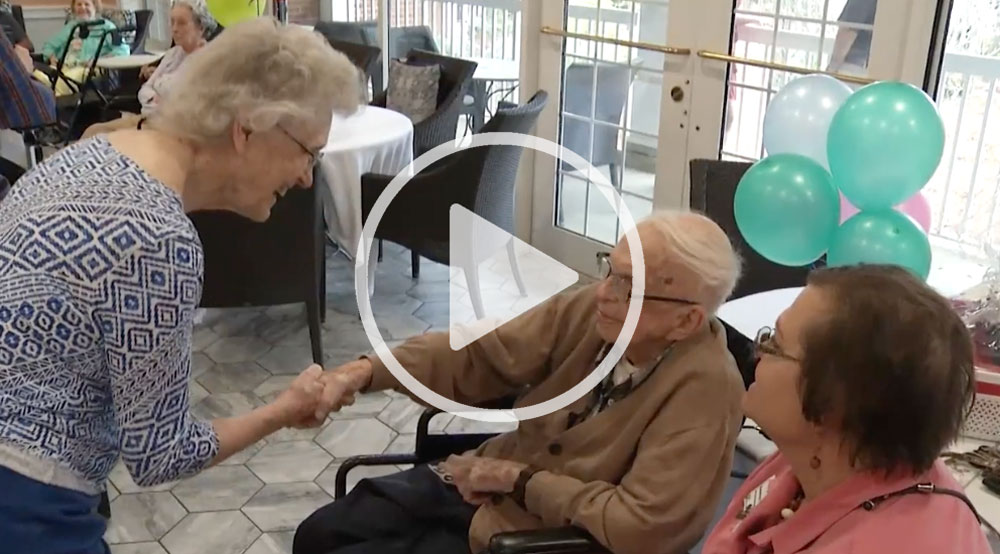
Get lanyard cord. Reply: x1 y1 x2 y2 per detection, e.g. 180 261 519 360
861 483 998 536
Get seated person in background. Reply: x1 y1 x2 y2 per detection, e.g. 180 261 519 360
1 28 55 130
1 31 56 183
295 211 747 554
702 265 991 554
35 0 129 95
81 0 212 138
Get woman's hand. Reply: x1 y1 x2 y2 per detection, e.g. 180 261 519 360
268 364 328 429
49 55 58 66
14 45 33 74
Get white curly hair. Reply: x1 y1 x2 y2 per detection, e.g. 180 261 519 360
150 17 362 142
171 0 216 33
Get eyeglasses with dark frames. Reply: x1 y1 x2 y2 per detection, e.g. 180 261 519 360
596 252 699 305
754 326 799 362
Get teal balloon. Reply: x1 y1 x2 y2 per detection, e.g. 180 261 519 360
734 154 840 266
827 81 945 210
827 210 932 280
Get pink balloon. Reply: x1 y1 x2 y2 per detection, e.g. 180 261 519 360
839 192 932 233
839 194 859 224
898 192 932 233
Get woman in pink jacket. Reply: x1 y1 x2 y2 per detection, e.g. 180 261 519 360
702 264 991 554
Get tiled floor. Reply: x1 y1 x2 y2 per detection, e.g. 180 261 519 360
101 234 998 554
105 243 522 554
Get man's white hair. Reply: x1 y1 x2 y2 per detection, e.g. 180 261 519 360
151 18 362 141
639 210 741 313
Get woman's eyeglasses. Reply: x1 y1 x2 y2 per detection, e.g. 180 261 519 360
596 252 698 305
754 326 799 362
278 125 321 168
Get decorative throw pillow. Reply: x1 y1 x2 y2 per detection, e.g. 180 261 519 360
101 8 137 48
0 1 11 15
386 58 440 124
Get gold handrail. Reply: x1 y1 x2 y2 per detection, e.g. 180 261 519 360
540 25 691 56
697 50 876 86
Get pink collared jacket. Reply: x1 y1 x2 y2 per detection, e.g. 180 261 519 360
702 453 991 554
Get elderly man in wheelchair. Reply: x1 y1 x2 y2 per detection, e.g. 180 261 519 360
297 210 747 554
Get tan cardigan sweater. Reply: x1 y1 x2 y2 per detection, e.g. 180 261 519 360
368 285 744 554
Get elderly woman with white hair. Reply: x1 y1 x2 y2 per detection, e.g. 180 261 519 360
0 19 364 554
297 211 746 554
82 0 215 138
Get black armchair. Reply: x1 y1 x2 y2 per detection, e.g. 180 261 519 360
313 21 382 89
316 35 381 95
129 9 154 53
188 170 327 364
372 49 477 157
688 159 819 300
388 25 438 59
361 90 546 311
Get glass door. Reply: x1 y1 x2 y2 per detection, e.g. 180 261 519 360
529 0 936 277
530 0 717 276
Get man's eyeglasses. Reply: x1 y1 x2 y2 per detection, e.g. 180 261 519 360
754 326 799 362
596 252 698 305
278 125 321 168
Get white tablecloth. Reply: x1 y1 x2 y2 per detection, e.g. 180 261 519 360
96 53 163 69
318 106 414 257
717 287 804 339
470 57 520 82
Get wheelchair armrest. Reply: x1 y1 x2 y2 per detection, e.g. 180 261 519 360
333 453 422 499
488 527 608 554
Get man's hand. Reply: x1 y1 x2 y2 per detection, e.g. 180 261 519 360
268 364 327 429
139 64 156 80
440 455 528 505
316 359 372 420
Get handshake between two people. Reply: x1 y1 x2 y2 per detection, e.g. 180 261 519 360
268 358 375 429
254 358 532 504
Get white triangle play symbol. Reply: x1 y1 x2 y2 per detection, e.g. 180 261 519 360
448 205 580 351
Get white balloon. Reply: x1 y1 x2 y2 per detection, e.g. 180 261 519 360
763 74 853 169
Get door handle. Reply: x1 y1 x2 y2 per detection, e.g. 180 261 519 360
540 26 691 57
697 50 875 86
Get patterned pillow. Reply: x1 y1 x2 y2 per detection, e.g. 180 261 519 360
386 59 440 124
0 1 11 15
101 8 137 47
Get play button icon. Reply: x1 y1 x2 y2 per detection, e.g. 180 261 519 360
447 205 579 350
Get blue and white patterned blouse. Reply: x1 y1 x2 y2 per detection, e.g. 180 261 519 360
0 136 219 494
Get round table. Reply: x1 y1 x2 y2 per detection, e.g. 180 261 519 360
96 53 163 69
471 58 520 82
318 105 414 258
467 58 520 130
717 287 803 339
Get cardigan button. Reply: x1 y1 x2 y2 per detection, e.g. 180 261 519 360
548 443 563 456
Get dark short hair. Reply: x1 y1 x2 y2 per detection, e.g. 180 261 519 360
800 265 975 474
